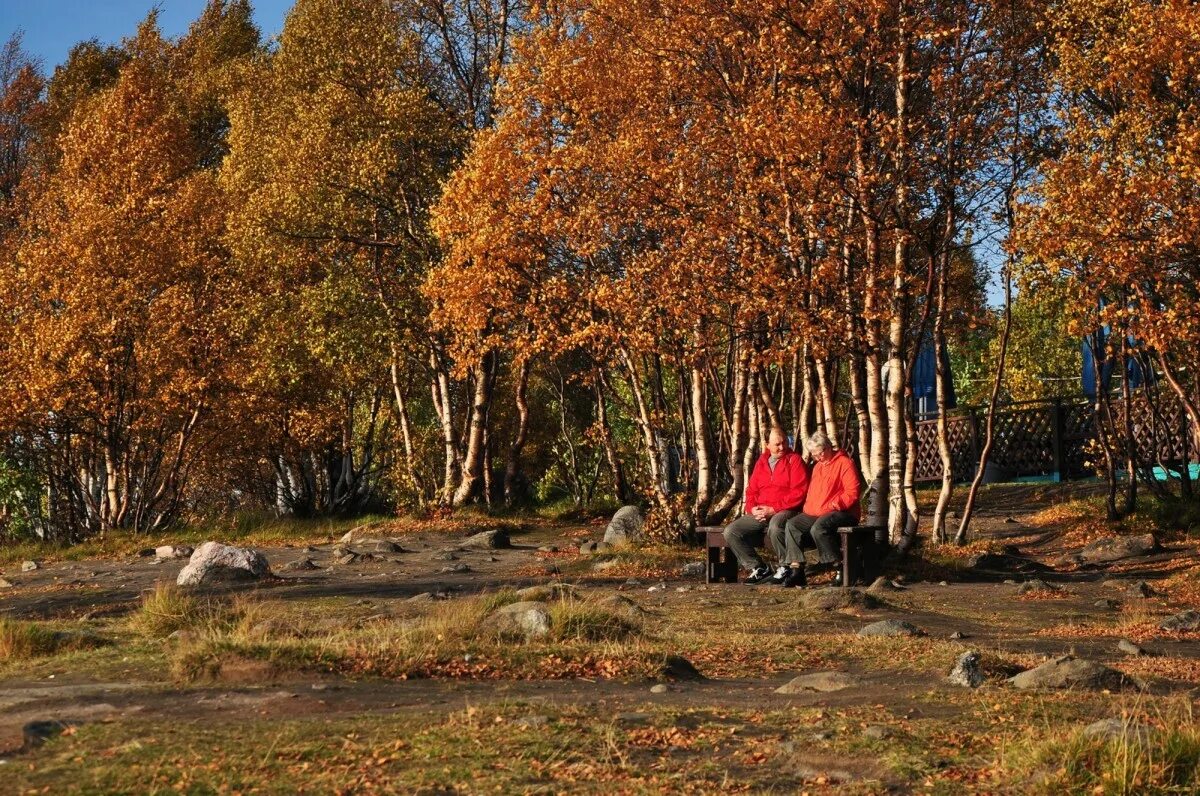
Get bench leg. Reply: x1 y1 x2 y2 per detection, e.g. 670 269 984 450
840 534 853 590
721 549 739 583
707 545 721 584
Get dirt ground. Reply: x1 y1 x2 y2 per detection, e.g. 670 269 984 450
2 484 1199 794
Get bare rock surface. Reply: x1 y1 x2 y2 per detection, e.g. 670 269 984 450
1080 534 1157 564
776 671 862 693
177 542 272 587
1008 655 1143 691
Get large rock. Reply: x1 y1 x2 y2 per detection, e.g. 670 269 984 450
461 529 511 550
802 588 881 612
603 505 644 546
1008 655 1143 691
176 542 272 587
1080 534 1157 564
858 619 923 637
948 651 984 688
493 601 552 639
970 552 1051 574
338 523 388 543
1160 610 1200 632
515 583 579 602
776 671 862 693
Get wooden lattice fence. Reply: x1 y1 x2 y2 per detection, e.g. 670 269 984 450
910 393 1192 483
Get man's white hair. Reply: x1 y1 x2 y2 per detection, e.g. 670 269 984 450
805 430 832 453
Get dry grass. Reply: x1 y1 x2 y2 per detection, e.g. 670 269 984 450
999 699 1200 794
128 583 207 638
0 617 106 661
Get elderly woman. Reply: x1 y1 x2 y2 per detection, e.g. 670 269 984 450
779 431 862 586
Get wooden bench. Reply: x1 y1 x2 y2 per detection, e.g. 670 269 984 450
698 526 739 584
837 525 888 588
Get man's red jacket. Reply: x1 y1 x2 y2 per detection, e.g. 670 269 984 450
744 451 809 513
803 449 862 520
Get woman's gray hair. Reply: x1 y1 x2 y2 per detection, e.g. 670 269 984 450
805 430 832 454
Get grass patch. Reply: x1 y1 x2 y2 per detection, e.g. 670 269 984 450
0 618 106 661
1002 701 1200 794
128 583 206 638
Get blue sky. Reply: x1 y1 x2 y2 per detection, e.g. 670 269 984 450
2 0 292 72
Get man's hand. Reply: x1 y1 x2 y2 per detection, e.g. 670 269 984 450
752 505 774 521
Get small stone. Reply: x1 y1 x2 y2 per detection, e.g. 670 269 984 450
538 545 559 553
858 619 923 637
938 581 949 587
487 556 499 562
515 715 551 728
1094 599 1119 609
431 551 458 561
303 546 319 553
155 545 193 560
1160 610 1200 632
407 592 436 602
461 529 512 550
809 730 834 741
949 631 966 640
597 594 647 617
650 684 669 694
370 540 403 554
616 712 652 727
592 560 618 572
21 560 40 572
579 541 599 555
681 561 705 578
1082 718 1151 744
648 582 667 592
282 558 320 572
494 601 553 639
334 553 359 566
776 671 862 693
863 725 892 740
22 720 69 749
1016 579 1058 595
542 564 561 575
1128 581 1155 599
439 563 471 574
948 651 984 688
1004 516 1018 524
137 548 156 557
866 577 902 592
311 683 329 692
0 577 13 588
801 588 880 612
624 578 643 586
1117 639 1145 656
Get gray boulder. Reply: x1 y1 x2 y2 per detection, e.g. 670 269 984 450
176 541 272 587
603 505 644 545
776 671 862 693
681 561 705 578
1008 655 1143 691
494 601 552 639
461 529 511 550
1160 610 1200 632
1080 534 1157 564
948 651 984 688
858 619 923 637
21 560 39 572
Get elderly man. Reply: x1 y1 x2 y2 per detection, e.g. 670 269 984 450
722 427 810 585
783 431 862 583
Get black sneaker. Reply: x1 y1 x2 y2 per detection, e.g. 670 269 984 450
804 561 836 578
768 565 789 585
781 567 807 588
745 566 773 585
